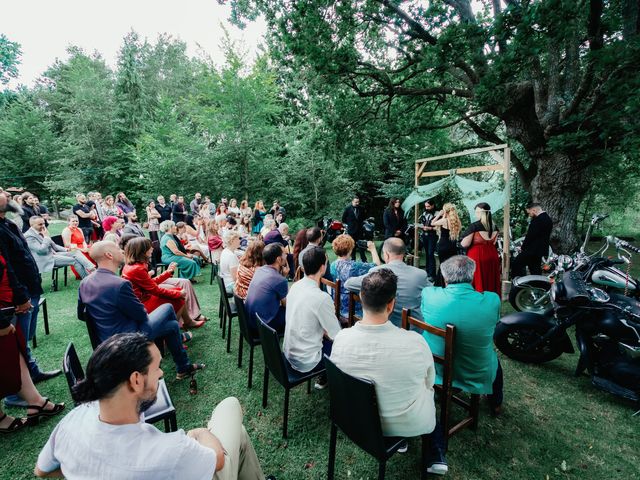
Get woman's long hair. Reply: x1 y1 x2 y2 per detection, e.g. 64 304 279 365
442 203 462 240
475 202 494 233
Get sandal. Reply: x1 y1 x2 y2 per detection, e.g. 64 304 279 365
176 363 206 380
0 413 27 434
186 319 206 329
182 332 194 343
196 315 209 323
26 398 65 426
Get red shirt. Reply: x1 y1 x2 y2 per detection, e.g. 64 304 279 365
121 263 182 304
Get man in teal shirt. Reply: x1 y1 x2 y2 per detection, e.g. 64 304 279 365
420 255 503 414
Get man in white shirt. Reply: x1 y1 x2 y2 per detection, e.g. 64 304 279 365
330 269 448 475
35 333 274 480
284 246 341 389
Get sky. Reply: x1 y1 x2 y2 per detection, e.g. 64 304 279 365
0 0 267 88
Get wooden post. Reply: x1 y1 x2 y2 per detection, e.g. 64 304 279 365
414 162 420 267
502 148 511 299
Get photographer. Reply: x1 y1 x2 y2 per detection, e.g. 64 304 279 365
341 196 367 261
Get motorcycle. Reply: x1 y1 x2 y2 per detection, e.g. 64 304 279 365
319 217 376 246
496 270 640 406
509 214 639 313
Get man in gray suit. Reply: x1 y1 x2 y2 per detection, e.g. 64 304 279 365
25 216 95 278
344 237 430 327
122 213 145 237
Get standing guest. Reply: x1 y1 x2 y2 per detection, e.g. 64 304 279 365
269 200 286 221
101 216 125 244
146 201 161 232
284 246 341 389
344 238 430 327
460 202 501 295
19 193 37 233
25 216 95 279
220 231 242 293
431 203 461 286
34 333 273 480
330 234 381 318
292 228 309 273
244 243 289 334
123 213 145 237
116 192 135 222
207 222 224 264
234 240 265 300
122 238 205 329
78 242 204 377
169 194 178 211
342 196 367 261
1 250 65 432
88 192 105 223
330 269 446 474
0 193 61 391
511 202 553 277
252 200 267 235
172 196 188 224
63 215 97 279
159 221 201 281
189 193 202 217
383 197 407 240
419 199 438 282
199 199 212 221
228 198 241 216
72 194 96 242
102 195 123 219
239 200 252 217
421 255 504 415
155 195 172 223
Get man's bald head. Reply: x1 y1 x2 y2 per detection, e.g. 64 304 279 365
382 238 406 258
90 241 124 272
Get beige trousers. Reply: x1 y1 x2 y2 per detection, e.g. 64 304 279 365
208 397 265 480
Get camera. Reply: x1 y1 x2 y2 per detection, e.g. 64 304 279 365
356 239 368 250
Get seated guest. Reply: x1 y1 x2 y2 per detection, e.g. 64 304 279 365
237 214 252 237
122 238 205 329
122 212 145 237
330 234 381 318
101 215 124 244
297 227 331 281
260 217 277 241
175 222 208 262
244 243 289 334
284 246 340 389
264 223 293 277
220 231 241 293
331 269 446 474
207 221 223 263
421 255 503 415
344 238 430 327
25 216 95 279
234 240 265 300
78 241 204 378
35 333 272 480
158 220 201 281
62 215 96 280
291 228 308 273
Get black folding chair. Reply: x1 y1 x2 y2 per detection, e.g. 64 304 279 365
257 315 325 438
324 356 428 480
233 294 261 388
62 342 177 432
209 250 219 285
31 297 49 349
217 276 237 352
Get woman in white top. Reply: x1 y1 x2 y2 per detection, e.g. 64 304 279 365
237 214 252 237
227 198 241 216
239 200 252 217
146 200 161 232
219 231 242 293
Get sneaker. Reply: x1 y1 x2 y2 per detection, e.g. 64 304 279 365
314 374 328 390
426 448 448 475
397 440 408 453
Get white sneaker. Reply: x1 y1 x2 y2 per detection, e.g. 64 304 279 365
397 441 408 453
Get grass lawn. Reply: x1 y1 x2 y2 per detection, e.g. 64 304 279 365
1 227 639 479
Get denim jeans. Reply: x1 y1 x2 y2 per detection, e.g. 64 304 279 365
11 294 41 377
142 304 190 373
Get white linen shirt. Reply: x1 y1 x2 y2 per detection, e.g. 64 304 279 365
36 402 216 480
284 277 341 372
220 248 240 283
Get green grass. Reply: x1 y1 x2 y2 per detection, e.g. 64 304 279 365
1 236 639 479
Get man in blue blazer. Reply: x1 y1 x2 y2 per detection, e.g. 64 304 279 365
78 241 204 379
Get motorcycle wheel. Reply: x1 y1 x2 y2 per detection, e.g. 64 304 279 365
494 322 564 364
509 281 551 314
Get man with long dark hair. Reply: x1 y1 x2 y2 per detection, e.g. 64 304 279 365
35 333 274 480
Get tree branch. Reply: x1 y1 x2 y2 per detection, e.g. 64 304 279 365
377 0 437 45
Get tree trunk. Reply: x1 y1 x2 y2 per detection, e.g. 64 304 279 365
528 152 590 253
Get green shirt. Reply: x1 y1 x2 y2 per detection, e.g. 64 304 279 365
420 283 500 394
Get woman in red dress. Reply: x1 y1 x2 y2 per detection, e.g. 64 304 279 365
62 215 96 279
460 202 501 295
0 251 64 433
122 237 204 329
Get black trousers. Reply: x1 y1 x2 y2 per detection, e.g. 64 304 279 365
423 234 438 279
350 233 367 262
511 251 542 277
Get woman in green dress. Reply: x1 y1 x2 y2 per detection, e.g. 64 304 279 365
159 220 201 281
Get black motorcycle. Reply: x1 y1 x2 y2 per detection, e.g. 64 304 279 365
496 271 640 406
319 217 376 246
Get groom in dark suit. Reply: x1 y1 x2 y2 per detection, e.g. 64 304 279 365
512 202 553 277
341 196 367 261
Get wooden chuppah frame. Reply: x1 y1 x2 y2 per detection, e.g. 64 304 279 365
413 144 512 296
